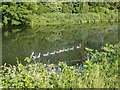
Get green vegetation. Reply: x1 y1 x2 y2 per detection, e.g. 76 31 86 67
1 2 37 26
38 12 118 25
1 2 119 32
0 44 119 88
1 1 119 89
1 2 38 32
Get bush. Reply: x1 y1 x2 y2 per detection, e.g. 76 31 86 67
0 43 119 88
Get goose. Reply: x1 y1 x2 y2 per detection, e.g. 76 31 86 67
61 49 65 52
30 52 35 59
76 46 80 48
32 53 41 60
69 46 74 50
50 51 56 55
55 50 61 54
59 50 62 53
59 49 65 53
43 52 49 56
64 48 69 51
76 44 81 49
37 53 41 58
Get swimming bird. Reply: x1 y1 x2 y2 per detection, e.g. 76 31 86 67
43 52 49 56
37 53 41 58
64 48 69 51
69 46 74 50
76 44 81 49
32 53 41 60
50 51 56 55
30 52 35 59
59 49 65 53
55 50 61 54
76 46 80 48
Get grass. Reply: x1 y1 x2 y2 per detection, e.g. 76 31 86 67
33 12 118 26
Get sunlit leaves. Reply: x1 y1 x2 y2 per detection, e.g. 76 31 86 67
0 44 119 88
24 57 31 63
85 47 93 52
1 2 37 26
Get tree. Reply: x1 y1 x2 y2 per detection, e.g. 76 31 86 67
1 2 38 32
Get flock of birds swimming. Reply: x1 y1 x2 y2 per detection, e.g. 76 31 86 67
30 44 81 60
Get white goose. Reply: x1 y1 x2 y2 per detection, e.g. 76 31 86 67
31 52 41 60
76 44 81 49
30 52 35 59
59 49 65 53
37 53 41 58
70 46 74 50
50 51 56 55
43 52 49 56
55 50 61 54
64 48 69 51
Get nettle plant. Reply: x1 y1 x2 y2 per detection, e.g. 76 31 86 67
83 44 119 88
0 43 119 88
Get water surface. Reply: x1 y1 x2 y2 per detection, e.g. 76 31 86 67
2 22 118 65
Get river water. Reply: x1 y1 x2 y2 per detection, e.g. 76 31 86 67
2 22 118 65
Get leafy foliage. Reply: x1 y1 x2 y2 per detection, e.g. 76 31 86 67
0 44 119 88
1 2 119 27
37 12 118 25
1 2 38 26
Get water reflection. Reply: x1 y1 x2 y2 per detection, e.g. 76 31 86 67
2 22 118 65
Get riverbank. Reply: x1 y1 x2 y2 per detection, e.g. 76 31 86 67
0 43 119 88
2 12 118 29
33 12 118 26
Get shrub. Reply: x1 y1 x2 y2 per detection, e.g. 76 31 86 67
0 43 119 88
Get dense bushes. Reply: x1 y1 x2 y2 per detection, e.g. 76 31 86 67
1 2 38 26
0 43 119 88
1 2 119 27
37 2 119 14
37 12 118 25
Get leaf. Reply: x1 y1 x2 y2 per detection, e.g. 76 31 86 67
85 47 93 52
24 57 31 63
12 20 21 25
